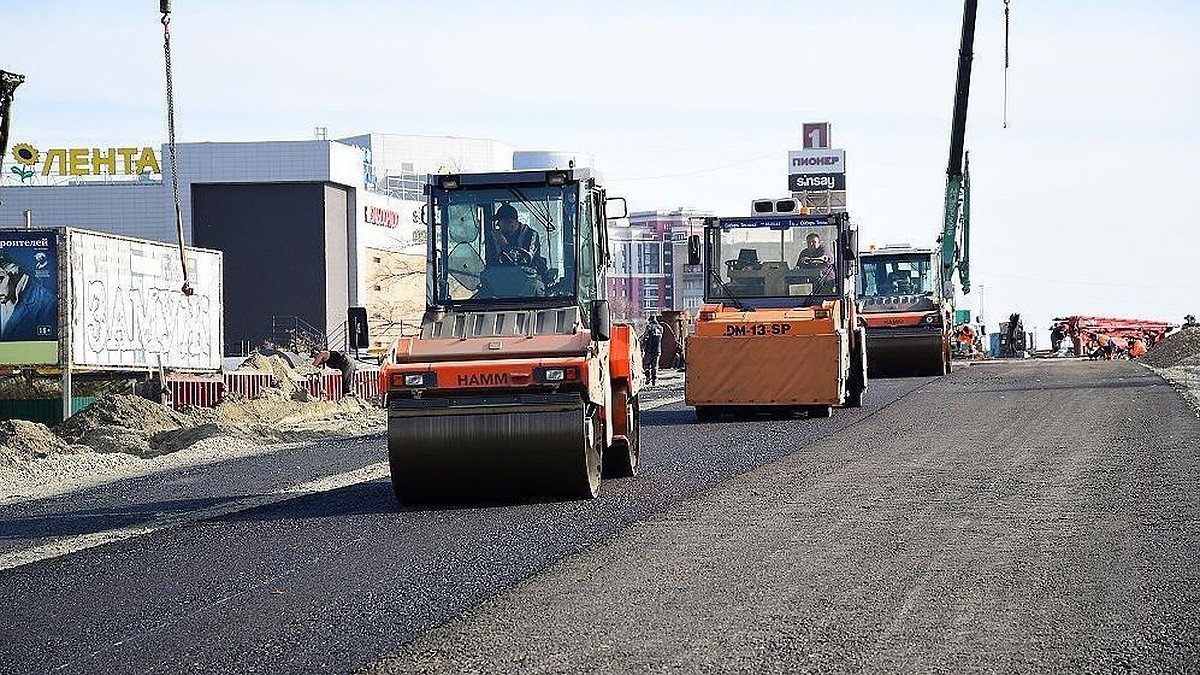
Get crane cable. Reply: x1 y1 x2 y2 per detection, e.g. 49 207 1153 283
161 1 193 296
1001 0 1011 128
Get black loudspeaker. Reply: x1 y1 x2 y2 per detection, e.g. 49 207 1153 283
348 306 369 348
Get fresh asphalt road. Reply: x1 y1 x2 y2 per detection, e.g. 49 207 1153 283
2 360 1199 674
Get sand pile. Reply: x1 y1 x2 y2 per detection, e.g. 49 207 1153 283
152 391 384 453
54 393 196 457
0 349 387 496
1142 327 1200 368
234 353 318 402
0 419 87 468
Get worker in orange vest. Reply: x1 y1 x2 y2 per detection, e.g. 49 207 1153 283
1088 333 1112 360
1129 338 1147 359
956 324 976 355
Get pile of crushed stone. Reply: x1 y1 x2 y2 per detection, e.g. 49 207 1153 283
1142 327 1200 368
163 392 383 453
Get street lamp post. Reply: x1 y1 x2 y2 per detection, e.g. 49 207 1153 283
977 283 985 333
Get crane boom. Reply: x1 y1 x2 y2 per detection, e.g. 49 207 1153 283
0 70 26 175
940 0 977 299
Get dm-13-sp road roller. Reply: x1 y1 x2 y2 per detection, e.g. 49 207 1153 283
380 168 642 503
684 200 867 421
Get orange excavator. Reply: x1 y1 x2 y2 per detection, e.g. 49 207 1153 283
380 168 642 503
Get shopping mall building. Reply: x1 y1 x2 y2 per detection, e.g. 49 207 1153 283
0 134 594 355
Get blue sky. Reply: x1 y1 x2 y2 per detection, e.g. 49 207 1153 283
5 0 1198 336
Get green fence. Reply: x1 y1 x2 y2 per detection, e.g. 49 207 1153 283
0 397 98 426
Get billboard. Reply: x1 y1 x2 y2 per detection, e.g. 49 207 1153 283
5 143 161 185
68 230 223 370
0 229 60 365
787 149 845 174
789 173 847 191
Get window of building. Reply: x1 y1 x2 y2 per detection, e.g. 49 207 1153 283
636 242 662 274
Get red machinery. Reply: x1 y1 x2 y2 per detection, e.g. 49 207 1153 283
1055 316 1178 356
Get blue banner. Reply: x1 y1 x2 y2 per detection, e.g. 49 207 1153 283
0 229 59 344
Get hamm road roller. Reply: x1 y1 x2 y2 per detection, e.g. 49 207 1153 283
380 168 642 503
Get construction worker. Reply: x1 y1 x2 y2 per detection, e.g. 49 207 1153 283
483 203 553 295
642 316 663 386
1088 333 1112 360
1129 337 1147 359
955 324 976 356
1050 323 1066 353
311 347 357 396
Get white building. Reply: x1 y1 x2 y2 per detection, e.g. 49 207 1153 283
0 133 514 354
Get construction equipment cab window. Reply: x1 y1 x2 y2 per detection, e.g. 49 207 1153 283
435 183 588 304
860 255 935 297
708 220 841 299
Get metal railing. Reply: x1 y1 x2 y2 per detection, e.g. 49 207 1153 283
270 315 326 354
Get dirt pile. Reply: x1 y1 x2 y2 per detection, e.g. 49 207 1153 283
0 350 386 480
233 353 319 402
0 419 86 468
54 393 195 457
1142 327 1200 368
156 392 382 452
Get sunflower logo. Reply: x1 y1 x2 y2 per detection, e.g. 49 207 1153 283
11 143 38 166
8 143 38 183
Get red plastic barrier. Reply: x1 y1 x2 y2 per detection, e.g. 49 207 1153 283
304 371 343 401
223 371 274 399
168 368 382 410
302 368 381 402
354 368 381 401
165 375 224 411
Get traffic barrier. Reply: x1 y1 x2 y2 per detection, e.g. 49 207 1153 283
304 371 343 401
223 370 274 399
169 368 383 410
354 368 381 401
303 368 381 402
165 375 224 411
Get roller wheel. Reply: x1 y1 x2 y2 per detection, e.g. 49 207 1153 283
807 404 833 418
604 391 640 478
695 405 719 423
566 414 603 499
845 341 866 408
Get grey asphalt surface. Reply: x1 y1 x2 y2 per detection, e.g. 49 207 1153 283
1 360 1197 674
364 360 1200 674
0 372 925 675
